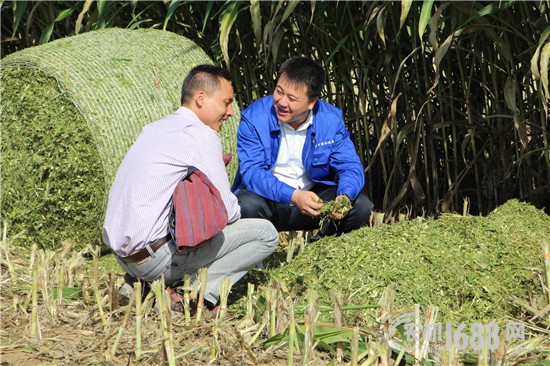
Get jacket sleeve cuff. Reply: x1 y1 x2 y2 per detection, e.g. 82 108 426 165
280 185 296 206
337 187 359 202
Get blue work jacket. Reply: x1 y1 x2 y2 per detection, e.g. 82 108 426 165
231 95 365 205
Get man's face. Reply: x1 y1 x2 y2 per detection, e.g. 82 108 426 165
273 74 317 127
200 78 235 132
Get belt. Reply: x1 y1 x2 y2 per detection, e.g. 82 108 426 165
119 235 171 263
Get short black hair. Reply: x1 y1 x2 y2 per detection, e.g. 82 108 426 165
180 64 231 104
278 56 325 100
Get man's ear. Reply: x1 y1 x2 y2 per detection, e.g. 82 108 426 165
195 91 206 108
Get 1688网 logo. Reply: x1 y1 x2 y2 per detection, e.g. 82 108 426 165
385 312 525 351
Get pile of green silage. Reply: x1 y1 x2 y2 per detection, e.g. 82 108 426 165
269 199 550 323
1 68 105 250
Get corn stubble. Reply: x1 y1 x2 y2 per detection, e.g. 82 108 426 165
1 199 548 364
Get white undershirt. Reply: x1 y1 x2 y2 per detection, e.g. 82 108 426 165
271 112 314 191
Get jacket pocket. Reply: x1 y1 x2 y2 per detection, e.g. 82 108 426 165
309 149 331 179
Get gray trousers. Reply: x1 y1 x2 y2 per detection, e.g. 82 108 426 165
116 218 278 305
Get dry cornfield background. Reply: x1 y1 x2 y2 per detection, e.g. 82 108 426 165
0 234 325 365
1 200 549 365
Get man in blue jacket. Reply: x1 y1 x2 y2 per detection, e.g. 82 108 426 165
232 56 373 241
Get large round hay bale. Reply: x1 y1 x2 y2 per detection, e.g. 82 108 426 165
1 28 240 251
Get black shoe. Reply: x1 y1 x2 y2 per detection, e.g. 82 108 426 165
308 221 338 243
308 232 323 243
118 273 135 306
118 273 150 305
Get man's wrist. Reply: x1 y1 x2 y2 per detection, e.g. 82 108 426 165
290 189 299 205
338 194 351 202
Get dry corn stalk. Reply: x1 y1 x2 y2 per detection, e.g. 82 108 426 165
92 248 106 325
217 277 232 321
135 280 143 359
543 239 550 304
110 288 136 356
195 268 208 323
287 297 296 366
183 274 191 323
30 245 41 340
152 280 176 366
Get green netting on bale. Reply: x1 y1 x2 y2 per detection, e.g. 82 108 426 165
269 199 550 323
1 28 240 251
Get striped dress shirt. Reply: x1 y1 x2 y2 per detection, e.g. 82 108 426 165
102 107 240 257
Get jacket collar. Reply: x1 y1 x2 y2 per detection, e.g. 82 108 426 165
269 103 280 133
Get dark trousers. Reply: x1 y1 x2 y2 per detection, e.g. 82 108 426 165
236 185 374 236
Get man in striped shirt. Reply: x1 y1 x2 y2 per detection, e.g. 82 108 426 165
103 65 278 312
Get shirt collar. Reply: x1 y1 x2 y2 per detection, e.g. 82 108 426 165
278 110 313 132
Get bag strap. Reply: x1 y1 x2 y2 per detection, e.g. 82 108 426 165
168 166 197 240
186 165 197 177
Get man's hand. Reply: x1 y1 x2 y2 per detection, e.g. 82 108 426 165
222 153 233 166
330 195 352 220
291 190 323 217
